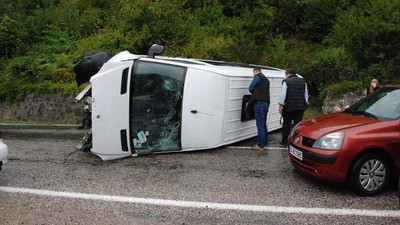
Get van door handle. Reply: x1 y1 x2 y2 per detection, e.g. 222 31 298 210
190 110 214 116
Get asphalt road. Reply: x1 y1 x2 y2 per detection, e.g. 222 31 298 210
0 124 399 224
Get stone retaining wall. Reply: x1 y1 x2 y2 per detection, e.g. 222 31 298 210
0 93 85 124
322 90 366 114
0 89 367 123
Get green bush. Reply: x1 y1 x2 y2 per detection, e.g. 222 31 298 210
299 47 358 96
320 80 364 100
264 35 289 68
264 35 321 69
297 0 350 42
0 79 78 103
0 15 23 58
326 0 400 68
384 56 400 85
1 0 399 104
304 104 323 119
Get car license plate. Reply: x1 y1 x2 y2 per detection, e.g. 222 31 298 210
290 145 303 161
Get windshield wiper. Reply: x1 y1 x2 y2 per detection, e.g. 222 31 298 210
351 111 378 119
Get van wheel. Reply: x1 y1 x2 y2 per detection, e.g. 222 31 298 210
349 153 390 196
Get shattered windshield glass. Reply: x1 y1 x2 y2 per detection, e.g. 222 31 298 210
130 61 186 154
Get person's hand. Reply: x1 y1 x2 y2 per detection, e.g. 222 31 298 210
279 106 283 115
245 102 249 109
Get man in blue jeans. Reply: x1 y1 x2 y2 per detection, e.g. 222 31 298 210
246 67 270 151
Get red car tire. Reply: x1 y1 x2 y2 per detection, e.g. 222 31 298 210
348 153 391 196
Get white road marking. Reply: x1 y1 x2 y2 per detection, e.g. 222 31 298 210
226 146 287 150
1 186 399 218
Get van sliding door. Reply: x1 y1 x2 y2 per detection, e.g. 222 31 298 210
130 60 186 154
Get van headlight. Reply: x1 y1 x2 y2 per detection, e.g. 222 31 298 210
312 132 344 150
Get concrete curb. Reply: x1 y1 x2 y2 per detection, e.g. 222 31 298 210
0 123 81 130
0 123 87 140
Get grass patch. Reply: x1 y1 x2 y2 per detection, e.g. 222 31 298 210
304 104 323 119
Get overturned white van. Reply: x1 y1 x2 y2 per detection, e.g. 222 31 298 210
75 45 286 161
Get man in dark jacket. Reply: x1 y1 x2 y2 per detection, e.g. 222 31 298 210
246 67 270 151
278 68 308 147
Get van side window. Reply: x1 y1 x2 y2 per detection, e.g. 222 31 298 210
241 95 255 122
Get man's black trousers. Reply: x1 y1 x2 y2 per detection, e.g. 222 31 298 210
281 110 304 143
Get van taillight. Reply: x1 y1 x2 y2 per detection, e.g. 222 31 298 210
0 131 2 139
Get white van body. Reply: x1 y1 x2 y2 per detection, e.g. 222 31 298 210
0 132 8 171
86 51 286 160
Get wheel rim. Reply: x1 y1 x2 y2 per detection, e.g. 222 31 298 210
359 159 386 191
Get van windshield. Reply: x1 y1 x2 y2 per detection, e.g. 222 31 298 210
344 87 400 121
130 61 186 154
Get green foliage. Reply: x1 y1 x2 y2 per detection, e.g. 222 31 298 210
237 2 274 45
266 0 302 35
0 15 23 58
297 0 351 42
0 0 399 103
264 35 289 68
264 36 321 69
326 0 400 68
304 104 323 120
384 55 400 85
52 0 108 39
0 75 79 103
179 35 235 60
76 29 123 54
320 80 364 100
300 47 358 96
192 0 225 28
118 0 194 54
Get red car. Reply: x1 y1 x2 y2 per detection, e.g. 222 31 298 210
288 85 400 195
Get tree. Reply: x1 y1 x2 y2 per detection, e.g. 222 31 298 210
326 0 400 69
297 0 353 42
300 47 358 96
0 15 23 58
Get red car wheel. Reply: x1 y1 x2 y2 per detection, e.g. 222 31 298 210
349 153 391 196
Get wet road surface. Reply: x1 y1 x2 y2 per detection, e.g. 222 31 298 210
0 124 399 224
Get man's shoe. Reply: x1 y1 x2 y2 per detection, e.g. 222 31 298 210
279 140 288 147
251 145 264 151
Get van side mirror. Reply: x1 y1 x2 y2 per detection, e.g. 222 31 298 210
147 44 165 58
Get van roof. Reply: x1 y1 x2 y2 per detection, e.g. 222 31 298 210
107 51 286 78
